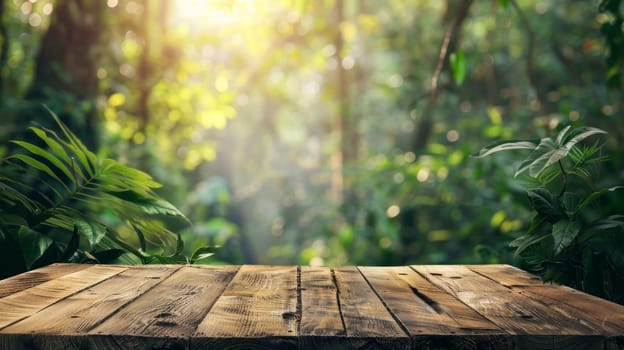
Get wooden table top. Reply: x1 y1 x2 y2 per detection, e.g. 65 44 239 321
0 264 622 350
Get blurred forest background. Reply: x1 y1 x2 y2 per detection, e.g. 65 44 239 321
0 0 622 275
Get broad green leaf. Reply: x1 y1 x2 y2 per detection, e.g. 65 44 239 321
510 233 550 257
577 186 624 212
450 50 467 85
515 138 564 178
73 218 107 248
527 188 562 219
473 140 536 158
17 226 54 269
108 190 187 219
560 126 607 150
498 0 510 8
191 246 217 263
552 219 580 255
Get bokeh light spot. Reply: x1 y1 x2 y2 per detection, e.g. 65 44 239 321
446 130 459 142
386 205 400 218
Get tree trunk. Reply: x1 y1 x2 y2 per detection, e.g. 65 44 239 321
24 0 107 149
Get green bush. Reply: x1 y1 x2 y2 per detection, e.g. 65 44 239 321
476 125 624 303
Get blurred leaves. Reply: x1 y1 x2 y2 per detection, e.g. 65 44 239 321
0 0 623 303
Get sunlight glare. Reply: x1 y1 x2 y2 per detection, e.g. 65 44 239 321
171 0 256 27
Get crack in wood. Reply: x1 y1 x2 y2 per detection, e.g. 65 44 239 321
356 267 411 340
408 285 445 314
330 268 347 336
295 266 302 337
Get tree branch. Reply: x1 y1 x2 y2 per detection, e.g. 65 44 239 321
411 0 473 152
430 0 474 101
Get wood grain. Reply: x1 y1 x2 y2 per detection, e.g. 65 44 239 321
412 265 607 349
359 266 510 349
0 263 622 350
0 263 90 299
333 267 410 350
298 266 347 349
470 265 624 336
192 265 298 350
89 265 238 350
0 265 126 330
0 265 178 350
299 266 344 335
467 264 543 288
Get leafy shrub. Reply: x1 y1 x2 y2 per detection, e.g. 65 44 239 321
476 125 624 303
0 110 213 279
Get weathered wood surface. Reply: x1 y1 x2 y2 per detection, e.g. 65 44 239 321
0 264 622 350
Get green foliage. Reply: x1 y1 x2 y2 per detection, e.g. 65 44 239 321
599 0 624 88
0 110 212 279
449 49 467 85
476 125 624 303
1 0 623 288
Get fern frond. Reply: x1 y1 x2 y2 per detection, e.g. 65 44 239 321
1 108 189 272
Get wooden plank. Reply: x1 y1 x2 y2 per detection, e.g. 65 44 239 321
0 265 178 350
411 265 600 340
299 266 347 349
518 284 624 336
0 265 126 330
192 265 298 350
469 264 624 336
333 267 410 350
300 266 344 335
359 266 511 349
467 264 543 288
89 265 239 350
0 263 91 298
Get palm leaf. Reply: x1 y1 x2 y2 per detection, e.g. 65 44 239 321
11 140 74 182
8 154 69 193
473 140 536 158
46 106 97 168
559 126 607 149
1 108 190 272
